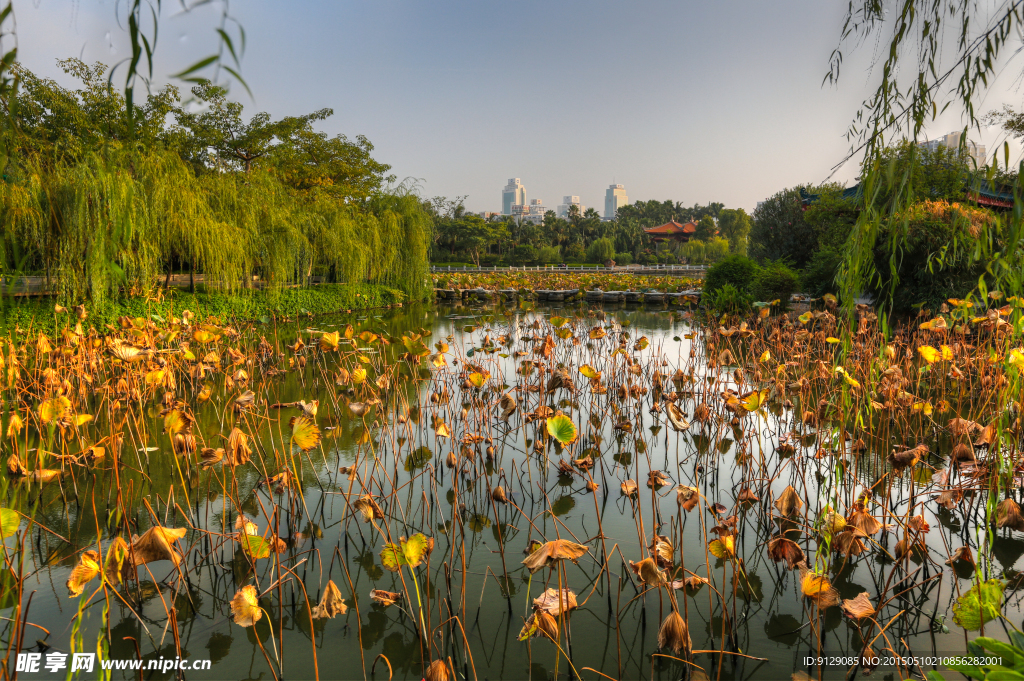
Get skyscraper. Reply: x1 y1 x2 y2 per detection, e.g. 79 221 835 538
502 179 526 215
604 184 628 219
557 196 584 218
919 132 987 167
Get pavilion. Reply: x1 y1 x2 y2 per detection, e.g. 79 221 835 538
643 220 697 243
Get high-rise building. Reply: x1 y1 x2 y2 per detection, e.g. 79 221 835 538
919 132 987 167
557 196 584 218
604 184 628 219
526 199 547 225
502 178 526 215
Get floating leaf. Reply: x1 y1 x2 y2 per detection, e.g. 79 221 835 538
311 580 347 619
952 580 1004 631
66 551 101 597
546 414 578 445
289 416 321 452
230 585 262 627
0 509 19 538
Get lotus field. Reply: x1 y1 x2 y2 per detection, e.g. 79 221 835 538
431 271 703 294
1 293 1024 680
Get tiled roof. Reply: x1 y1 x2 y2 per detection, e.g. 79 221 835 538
644 221 697 235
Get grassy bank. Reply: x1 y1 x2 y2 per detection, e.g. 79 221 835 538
0 283 408 336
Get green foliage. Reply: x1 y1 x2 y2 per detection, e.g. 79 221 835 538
704 283 752 315
801 245 846 299
613 252 633 266
749 186 817 268
952 579 1005 632
717 208 752 255
0 61 430 305
586 238 615 263
753 260 799 306
506 244 537 265
703 254 759 296
536 246 561 265
693 216 717 242
0 284 405 337
678 237 729 265
871 201 996 314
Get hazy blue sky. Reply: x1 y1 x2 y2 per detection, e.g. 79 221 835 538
13 1 1024 213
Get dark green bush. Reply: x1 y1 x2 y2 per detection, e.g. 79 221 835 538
801 245 844 299
614 252 634 266
753 260 799 305
703 254 759 296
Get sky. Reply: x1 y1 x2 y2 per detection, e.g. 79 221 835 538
12 0 1024 213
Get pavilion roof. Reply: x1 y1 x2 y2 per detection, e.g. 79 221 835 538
644 220 696 235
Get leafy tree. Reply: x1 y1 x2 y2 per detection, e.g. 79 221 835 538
717 208 751 254
586 238 615 263
693 217 717 242
749 186 816 268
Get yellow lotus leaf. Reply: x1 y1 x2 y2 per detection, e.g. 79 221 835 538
578 364 600 380
74 414 93 427
289 416 321 452
342 324 354 340
319 331 340 351
589 326 607 340
941 345 954 360
359 331 378 344
741 389 769 412
104 537 130 586
759 350 771 363
39 396 71 425
351 367 367 385
801 570 840 608
230 585 262 627
381 533 431 571
708 535 735 560
130 526 187 566
918 346 940 364
66 550 101 597
197 385 212 401
826 337 840 344
468 372 487 388
311 580 347 619
164 410 188 437
182 347 196 362
435 421 452 438
193 329 220 344
144 369 165 387
1009 348 1024 368
521 539 589 573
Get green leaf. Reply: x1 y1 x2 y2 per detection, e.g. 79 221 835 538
240 534 271 559
0 509 19 538
549 316 568 328
402 533 429 568
952 579 1004 631
546 414 578 445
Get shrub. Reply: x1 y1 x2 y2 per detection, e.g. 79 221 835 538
704 283 753 314
564 242 586 262
614 252 633 266
536 246 561 264
586 238 615 263
753 260 800 306
871 200 996 314
801 245 844 298
703 254 759 296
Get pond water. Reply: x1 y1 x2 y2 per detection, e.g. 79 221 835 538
2 300 1017 681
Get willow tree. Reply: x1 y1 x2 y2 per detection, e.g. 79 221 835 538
827 1 1024 310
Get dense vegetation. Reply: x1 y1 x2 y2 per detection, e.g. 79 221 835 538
0 59 432 306
428 197 751 267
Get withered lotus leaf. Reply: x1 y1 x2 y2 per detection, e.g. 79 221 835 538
888 443 927 470
847 506 883 535
532 588 577 616
226 428 252 467
199 448 224 468
774 486 803 516
677 485 700 511
833 528 867 557
230 585 262 627
767 536 805 569
370 589 403 607
424 660 450 681
621 479 639 497
66 550 101 597
799 564 840 608
650 535 674 567
841 592 876 621
665 402 690 432
629 557 666 585
996 498 1024 531
518 610 558 641
311 580 347 619
657 611 692 659
130 526 187 566
521 539 589 573
946 546 975 566
353 496 384 522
